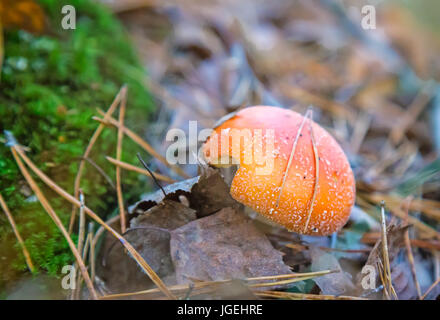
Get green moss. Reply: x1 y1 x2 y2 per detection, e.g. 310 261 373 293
0 0 154 287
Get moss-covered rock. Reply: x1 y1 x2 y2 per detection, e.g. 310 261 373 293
0 0 154 288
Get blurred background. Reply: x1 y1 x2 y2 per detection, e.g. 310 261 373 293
0 0 440 299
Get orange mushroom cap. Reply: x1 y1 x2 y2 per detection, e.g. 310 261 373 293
202 106 355 236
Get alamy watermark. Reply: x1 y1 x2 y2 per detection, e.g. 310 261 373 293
361 5 376 30
61 5 76 30
61 265 76 290
165 121 275 175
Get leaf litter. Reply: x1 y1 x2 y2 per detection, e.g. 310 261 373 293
3 0 440 300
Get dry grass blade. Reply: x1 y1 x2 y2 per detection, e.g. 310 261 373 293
93 111 189 178
0 193 35 273
276 109 312 207
256 290 367 300
10 147 98 300
12 146 175 299
69 86 126 234
304 110 319 233
380 201 398 300
116 88 127 233
106 156 175 183
421 277 440 300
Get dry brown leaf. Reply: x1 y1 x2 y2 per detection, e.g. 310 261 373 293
170 207 292 285
130 167 239 218
98 200 196 294
310 247 356 296
126 200 197 277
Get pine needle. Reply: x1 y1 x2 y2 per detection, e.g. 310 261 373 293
379 201 398 300
116 87 127 233
69 86 126 234
106 156 175 183
276 109 312 207
91 215 120 253
99 269 335 300
0 193 35 273
11 147 98 300
12 145 175 299
93 111 189 178
71 189 87 300
402 197 422 299
303 110 319 233
245 269 337 282
256 290 367 300
421 277 440 300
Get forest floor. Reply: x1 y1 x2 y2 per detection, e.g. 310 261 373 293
2 0 440 300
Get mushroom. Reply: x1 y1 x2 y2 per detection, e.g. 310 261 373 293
202 106 355 236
